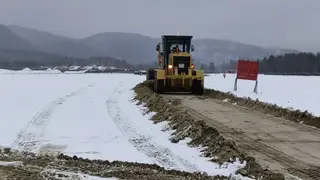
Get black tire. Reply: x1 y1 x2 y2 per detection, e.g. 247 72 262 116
147 69 155 80
192 79 204 95
154 79 165 94
165 78 171 89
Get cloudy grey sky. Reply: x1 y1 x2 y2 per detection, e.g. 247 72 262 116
0 0 319 51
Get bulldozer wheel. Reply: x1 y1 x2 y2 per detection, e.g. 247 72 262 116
165 78 171 89
147 69 155 80
154 79 165 94
192 79 204 95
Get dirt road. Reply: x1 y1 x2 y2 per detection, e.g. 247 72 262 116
164 95 320 180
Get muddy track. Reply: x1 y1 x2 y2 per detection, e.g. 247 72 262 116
106 82 200 173
168 92 320 180
12 84 95 153
203 88 320 130
184 106 320 180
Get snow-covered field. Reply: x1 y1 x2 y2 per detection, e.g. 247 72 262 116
205 73 320 116
1 69 317 179
0 70 247 178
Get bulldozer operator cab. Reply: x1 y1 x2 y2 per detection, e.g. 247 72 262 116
171 45 181 53
150 35 204 95
156 35 195 75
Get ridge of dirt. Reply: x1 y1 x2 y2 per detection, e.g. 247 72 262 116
133 80 285 180
203 88 320 129
0 148 226 180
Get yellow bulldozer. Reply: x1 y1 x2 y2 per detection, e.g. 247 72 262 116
146 35 204 94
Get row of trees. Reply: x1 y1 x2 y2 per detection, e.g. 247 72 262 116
3 48 320 75
0 49 135 70
258 52 320 75
217 52 320 75
200 62 216 73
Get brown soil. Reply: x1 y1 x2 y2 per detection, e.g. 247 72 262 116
133 80 284 180
176 95 320 180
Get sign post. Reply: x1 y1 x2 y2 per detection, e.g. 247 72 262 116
234 60 259 93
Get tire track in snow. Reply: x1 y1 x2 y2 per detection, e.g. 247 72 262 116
12 83 95 153
106 82 199 172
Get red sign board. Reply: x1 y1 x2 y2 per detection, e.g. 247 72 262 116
237 60 259 80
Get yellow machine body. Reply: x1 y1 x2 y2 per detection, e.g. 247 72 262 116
147 35 204 94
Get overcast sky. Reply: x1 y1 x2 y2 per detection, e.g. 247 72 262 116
0 0 319 51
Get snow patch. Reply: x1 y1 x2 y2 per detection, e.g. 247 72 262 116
42 169 118 180
0 161 23 167
205 74 320 116
0 71 251 179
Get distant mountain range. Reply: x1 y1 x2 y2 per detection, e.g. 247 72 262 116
0 24 299 66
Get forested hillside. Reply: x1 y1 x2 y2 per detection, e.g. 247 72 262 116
0 48 131 70
6 25 299 65
1 24 314 73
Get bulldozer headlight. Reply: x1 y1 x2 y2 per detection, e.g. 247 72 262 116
168 64 173 69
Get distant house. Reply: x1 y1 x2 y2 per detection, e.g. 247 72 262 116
134 70 147 75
